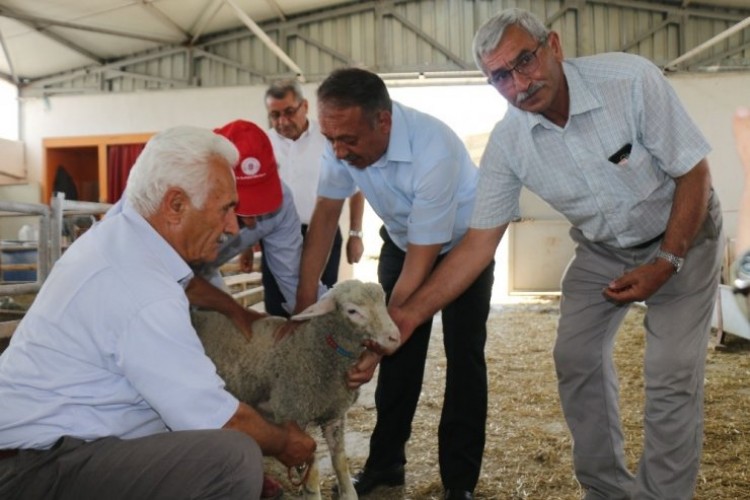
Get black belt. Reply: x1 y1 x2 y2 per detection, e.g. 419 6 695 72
0 449 19 460
629 232 665 250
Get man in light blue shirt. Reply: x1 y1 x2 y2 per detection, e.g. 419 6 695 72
296 68 494 500
390 8 723 500
0 126 316 500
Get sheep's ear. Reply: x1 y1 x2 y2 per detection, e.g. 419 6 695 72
290 290 336 320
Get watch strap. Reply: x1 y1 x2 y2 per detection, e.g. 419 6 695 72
655 249 684 274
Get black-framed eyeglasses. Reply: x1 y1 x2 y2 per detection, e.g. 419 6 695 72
487 38 547 89
268 101 303 121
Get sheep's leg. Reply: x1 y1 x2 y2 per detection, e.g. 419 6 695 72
323 417 357 500
301 456 322 500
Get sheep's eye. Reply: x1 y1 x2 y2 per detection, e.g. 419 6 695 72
347 308 358 315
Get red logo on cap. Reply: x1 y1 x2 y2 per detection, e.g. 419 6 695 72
240 157 262 177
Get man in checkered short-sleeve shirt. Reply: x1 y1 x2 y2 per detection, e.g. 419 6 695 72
389 7 724 500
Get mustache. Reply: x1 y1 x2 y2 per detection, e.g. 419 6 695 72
516 82 545 105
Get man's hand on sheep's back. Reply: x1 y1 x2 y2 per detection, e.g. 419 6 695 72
277 422 317 468
272 320 303 343
230 307 268 342
346 349 382 389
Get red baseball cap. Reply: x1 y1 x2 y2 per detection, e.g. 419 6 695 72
214 119 283 217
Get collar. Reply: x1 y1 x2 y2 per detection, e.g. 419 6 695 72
325 334 358 359
122 199 194 285
270 119 317 144
374 102 412 167
526 60 602 130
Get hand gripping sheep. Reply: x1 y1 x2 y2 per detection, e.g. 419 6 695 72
192 279 400 500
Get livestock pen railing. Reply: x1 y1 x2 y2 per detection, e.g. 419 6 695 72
0 194 112 346
0 193 112 296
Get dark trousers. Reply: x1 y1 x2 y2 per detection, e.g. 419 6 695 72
0 430 263 500
261 224 342 317
367 226 494 491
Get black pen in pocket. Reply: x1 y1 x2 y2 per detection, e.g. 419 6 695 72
608 143 632 165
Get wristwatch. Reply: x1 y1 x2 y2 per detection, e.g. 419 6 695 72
655 249 684 274
734 250 750 295
349 230 363 238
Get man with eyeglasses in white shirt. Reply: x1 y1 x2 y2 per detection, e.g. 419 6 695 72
384 7 724 500
262 79 365 316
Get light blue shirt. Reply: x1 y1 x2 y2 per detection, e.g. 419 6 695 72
318 101 478 253
196 182 326 312
0 200 238 449
473 53 711 248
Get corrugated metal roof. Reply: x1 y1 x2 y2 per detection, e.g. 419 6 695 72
1 0 748 96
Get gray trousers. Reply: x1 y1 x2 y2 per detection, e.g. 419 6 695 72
0 430 263 500
554 194 723 500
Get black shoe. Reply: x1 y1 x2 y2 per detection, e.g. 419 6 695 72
444 489 474 500
350 464 405 495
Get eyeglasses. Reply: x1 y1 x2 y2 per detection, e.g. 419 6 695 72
487 38 546 89
268 101 303 121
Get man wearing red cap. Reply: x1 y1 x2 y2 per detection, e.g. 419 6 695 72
190 120 327 331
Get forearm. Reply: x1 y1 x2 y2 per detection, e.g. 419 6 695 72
186 275 263 323
661 159 712 257
223 402 288 456
297 198 344 311
387 243 441 308
395 226 505 341
348 191 365 232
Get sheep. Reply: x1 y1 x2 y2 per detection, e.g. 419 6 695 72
191 279 401 500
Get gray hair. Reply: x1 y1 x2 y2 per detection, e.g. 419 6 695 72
472 8 550 75
317 67 392 124
265 78 304 102
126 126 239 217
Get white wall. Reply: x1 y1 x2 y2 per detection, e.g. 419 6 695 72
670 71 749 242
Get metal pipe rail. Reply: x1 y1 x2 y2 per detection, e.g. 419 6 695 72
0 195 112 296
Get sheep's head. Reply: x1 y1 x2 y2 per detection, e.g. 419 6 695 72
292 279 400 354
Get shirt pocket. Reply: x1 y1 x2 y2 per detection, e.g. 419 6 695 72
604 141 664 200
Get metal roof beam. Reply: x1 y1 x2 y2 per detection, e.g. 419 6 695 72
139 0 191 39
0 8 103 63
619 16 677 52
289 33 354 65
690 38 750 68
223 0 305 79
190 0 224 44
193 48 266 77
0 27 18 84
666 15 750 69
385 10 471 70
0 70 16 84
588 0 747 22
101 69 189 87
0 7 179 45
264 0 287 22
26 47 188 87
